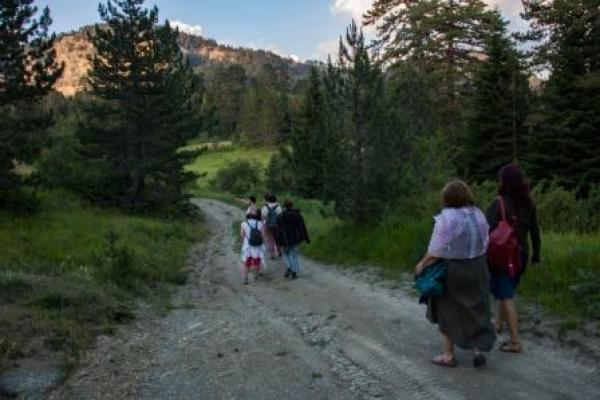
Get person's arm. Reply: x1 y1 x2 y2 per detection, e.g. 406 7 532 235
530 205 541 263
415 253 440 276
485 199 499 231
240 222 246 238
415 214 445 275
299 214 310 244
261 206 267 223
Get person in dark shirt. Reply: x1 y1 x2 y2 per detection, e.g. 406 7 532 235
276 199 310 280
486 164 541 354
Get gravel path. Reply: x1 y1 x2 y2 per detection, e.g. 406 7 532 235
48 199 600 400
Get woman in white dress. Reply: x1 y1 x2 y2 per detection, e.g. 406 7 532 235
240 212 266 285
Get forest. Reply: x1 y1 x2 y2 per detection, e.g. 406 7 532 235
1 0 599 382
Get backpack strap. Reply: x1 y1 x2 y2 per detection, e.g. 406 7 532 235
497 196 507 222
498 197 506 221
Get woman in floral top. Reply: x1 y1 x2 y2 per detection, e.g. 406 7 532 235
415 180 496 368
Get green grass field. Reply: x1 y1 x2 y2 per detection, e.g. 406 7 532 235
185 143 275 195
0 190 205 370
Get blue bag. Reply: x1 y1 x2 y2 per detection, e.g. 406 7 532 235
414 260 447 297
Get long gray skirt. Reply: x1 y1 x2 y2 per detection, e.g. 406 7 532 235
427 256 496 351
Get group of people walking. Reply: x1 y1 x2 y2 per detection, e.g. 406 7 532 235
415 163 540 368
238 164 540 369
240 194 310 285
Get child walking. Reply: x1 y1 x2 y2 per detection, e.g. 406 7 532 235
240 212 266 285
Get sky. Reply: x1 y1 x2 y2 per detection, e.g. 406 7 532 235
38 0 528 62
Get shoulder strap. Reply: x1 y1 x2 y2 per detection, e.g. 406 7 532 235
497 196 507 222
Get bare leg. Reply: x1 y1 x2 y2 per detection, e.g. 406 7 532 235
241 263 249 284
502 299 520 344
498 299 522 353
495 302 506 333
441 333 454 358
432 333 456 366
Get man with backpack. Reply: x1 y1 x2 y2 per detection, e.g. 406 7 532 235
277 199 310 280
261 194 282 259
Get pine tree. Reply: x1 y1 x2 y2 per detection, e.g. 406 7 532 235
321 57 352 210
290 67 327 198
207 64 246 139
521 0 600 192
337 20 390 222
0 0 63 206
463 11 530 181
364 0 493 142
77 0 202 213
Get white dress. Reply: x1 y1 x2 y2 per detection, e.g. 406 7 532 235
241 219 266 262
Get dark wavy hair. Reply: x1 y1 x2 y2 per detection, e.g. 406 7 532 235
498 164 533 211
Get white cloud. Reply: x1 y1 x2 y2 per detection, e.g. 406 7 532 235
484 0 529 32
313 38 339 61
170 20 203 37
486 0 523 16
330 0 373 22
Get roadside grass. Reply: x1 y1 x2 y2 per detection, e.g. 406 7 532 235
304 213 600 319
304 215 431 279
520 232 600 318
0 190 205 371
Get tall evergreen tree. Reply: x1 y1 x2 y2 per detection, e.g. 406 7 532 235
78 0 202 212
463 11 530 181
290 67 327 198
320 57 352 210
337 20 391 222
364 0 493 141
237 75 289 146
521 0 600 191
0 0 63 205
207 64 246 139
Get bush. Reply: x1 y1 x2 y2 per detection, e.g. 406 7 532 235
531 182 599 233
210 159 263 196
265 148 295 194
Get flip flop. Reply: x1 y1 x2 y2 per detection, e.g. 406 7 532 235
500 341 523 353
473 353 487 367
431 355 458 368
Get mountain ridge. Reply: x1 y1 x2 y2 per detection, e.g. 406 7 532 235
53 25 315 96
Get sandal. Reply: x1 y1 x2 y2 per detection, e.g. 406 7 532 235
500 341 522 353
473 353 487 368
431 354 457 368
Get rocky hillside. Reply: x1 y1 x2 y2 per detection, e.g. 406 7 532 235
53 26 313 96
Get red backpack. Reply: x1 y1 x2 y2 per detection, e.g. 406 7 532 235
488 197 522 277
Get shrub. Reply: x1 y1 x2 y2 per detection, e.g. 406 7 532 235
95 230 137 290
531 182 599 233
265 148 295 194
210 160 263 196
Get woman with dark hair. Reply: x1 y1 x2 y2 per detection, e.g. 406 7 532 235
415 180 496 368
486 164 541 353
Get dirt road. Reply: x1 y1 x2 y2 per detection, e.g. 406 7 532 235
49 199 600 399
